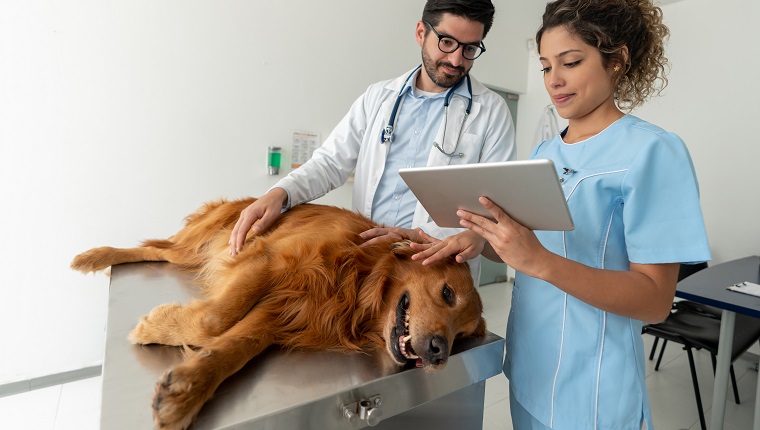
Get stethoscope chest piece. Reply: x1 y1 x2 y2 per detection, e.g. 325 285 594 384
380 65 472 158
382 125 394 144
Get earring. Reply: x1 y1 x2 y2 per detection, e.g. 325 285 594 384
614 65 621 72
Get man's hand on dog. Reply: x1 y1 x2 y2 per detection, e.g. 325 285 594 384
229 188 288 256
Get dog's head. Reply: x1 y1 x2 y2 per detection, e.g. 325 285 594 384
365 241 486 370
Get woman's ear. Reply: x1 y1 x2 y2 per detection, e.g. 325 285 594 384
621 45 630 65
615 45 630 73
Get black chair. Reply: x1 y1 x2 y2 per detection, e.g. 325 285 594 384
642 263 760 430
647 263 711 369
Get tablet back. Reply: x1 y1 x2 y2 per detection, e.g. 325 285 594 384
399 159 574 231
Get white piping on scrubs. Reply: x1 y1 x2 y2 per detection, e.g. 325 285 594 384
594 313 607 430
552 170 626 429
550 293 569 428
593 198 618 429
566 170 628 199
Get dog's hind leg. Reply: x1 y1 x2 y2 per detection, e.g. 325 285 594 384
129 262 273 347
151 307 277 430
70 245 170 274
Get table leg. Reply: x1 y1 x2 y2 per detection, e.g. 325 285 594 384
710 310 735 430
754 354 760 430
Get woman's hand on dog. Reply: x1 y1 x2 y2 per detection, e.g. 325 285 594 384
229 188 288 256
359 227 429 247
409 230 486 265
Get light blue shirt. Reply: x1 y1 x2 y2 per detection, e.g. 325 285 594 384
372 78 471 228
505 115 711 430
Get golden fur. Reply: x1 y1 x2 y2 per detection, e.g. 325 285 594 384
71 198 486 430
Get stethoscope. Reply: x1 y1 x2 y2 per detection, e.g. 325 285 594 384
380 65 473 158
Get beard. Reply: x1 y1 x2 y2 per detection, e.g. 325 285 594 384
421 48 470 89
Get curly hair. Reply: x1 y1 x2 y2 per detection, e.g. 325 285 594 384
536 0 670 111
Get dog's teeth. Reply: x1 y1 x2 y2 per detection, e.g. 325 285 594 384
403 335 411 342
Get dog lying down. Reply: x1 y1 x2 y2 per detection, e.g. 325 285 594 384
71 198 486 430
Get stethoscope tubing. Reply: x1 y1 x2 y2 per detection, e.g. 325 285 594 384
381 65 472 150
381 65 421 144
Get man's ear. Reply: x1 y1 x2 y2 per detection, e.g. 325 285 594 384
415 20 427 47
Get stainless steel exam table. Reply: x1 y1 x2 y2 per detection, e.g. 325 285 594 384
100 262 505 429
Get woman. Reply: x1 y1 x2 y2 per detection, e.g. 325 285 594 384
412 0 711 428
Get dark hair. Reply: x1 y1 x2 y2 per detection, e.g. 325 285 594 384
422 0 496 39
536 0 670 110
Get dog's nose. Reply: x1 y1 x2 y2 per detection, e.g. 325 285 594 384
428 334 449 366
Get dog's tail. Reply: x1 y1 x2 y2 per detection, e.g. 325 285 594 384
70 245 169 274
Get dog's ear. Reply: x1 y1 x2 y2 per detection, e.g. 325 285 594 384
473 317 487 337
391 240 415 259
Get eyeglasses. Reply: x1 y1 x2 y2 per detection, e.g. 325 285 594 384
424 21 486 60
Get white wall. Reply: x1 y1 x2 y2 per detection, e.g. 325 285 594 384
0 0 541 385
637 0 760 263
515 0 760 265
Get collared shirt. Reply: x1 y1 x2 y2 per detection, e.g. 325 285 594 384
371 84 447 228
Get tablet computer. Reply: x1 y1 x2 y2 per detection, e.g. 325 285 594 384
399 159 574 231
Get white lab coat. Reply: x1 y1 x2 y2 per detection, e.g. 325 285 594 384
532 105 561 148
274 67 517 282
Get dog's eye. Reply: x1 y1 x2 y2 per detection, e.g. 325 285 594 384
442 284 455 306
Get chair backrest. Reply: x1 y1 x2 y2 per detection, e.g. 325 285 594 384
671 261 760 360
678 262 708 282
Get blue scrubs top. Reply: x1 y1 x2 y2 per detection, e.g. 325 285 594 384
504 115 711 430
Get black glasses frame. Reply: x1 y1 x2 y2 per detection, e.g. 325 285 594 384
424 21 486 60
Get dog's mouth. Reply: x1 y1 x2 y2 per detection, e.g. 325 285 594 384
391 292 422 367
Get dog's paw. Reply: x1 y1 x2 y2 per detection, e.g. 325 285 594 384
153 360 215 430
70 247 116 274
129 304 184 345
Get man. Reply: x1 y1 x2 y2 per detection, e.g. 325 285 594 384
230 0 516 282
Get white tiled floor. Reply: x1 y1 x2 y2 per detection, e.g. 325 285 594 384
0 281 757 429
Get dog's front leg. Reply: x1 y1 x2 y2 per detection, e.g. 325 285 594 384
152 308 276 430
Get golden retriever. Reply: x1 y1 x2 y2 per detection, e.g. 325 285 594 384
71 198 486 430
